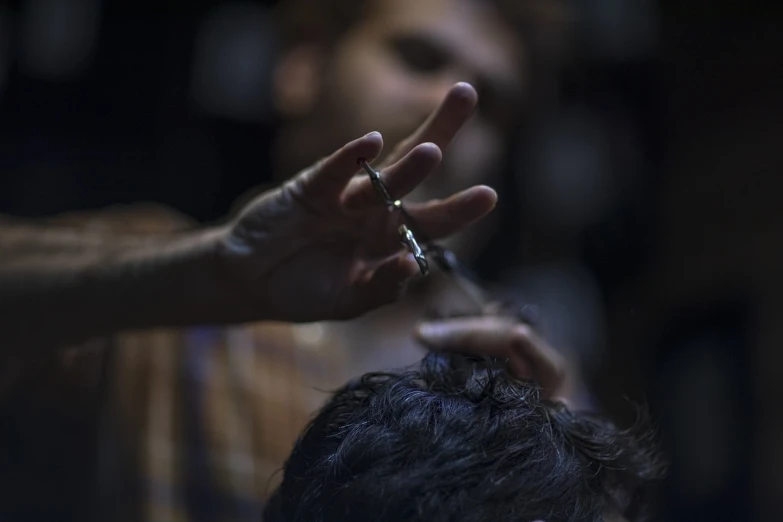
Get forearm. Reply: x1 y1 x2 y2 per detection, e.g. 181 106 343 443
0 220 256 356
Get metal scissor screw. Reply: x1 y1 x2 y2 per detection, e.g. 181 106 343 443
359 159 398 213
354 158 539 320
398 224 429 275
358 159 429 275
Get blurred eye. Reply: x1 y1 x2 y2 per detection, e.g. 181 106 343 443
389 35 450 74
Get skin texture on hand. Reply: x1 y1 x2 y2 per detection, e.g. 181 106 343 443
0 83 497 356
217 83 498 322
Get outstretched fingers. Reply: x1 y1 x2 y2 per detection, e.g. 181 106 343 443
403 185 497 242
380 83 478 169
299 132 384 200
340 143 442 213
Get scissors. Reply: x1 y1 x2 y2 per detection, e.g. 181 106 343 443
358 158 489 311
357 158 540 325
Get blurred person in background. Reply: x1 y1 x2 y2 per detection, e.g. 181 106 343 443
0 1 580 521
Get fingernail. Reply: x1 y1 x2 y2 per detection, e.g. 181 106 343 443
416 322 438 338
458 186 497 209
365 131 381 139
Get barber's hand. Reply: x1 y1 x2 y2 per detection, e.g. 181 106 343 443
217 83 497 322
414 314 573 401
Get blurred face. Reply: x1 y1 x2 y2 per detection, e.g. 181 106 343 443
279 0 527 255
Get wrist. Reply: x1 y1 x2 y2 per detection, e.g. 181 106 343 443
196 224 269 325
147 224 268 327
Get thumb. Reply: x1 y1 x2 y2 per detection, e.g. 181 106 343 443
336 252 419 318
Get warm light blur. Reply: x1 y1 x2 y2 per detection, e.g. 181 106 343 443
1 1 776 521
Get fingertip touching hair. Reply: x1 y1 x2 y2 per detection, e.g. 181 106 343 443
264 352 666 522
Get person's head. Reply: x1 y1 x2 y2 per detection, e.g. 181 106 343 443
264 352 665 522
271 0 570 257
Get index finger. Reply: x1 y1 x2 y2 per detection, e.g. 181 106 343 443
379 83 478 169
299 132 384 200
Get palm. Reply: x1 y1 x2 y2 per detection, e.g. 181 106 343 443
223 84 497 322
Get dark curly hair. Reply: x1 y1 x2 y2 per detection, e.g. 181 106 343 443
263 352 665 522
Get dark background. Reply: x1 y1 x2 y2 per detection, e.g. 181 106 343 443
1 1 781 521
